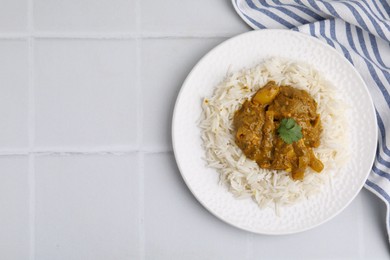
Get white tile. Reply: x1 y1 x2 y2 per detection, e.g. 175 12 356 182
35 154 139 260
0 0 27 32
140 0 250 34
34 39 137 148
0 156 29 260
249 195 361 259
34 0 136 32
358 189 390 260
140 38 226 151
144 153 249 260
0 40 29 149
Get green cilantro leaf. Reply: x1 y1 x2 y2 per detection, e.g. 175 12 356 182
277 118 303 144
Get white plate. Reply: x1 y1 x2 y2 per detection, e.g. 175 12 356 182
172 30 377 234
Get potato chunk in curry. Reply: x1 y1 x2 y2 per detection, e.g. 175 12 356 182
233 81 324 180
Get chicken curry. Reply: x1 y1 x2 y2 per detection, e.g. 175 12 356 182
233 81 324 180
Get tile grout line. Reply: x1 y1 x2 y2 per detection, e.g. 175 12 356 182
135 1 145 259
28 155 35 260
135 16 142 153
138 152 145 260
27 0 35 258
0 33 29 39
0 149 173 156
0 32 234 40
27 0 35 163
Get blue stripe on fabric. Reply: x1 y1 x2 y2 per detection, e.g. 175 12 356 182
315 0 341 18
377 152 390 168
245 0 295 28
366 179 390 206
376 110 390 157
365 61 390 108
374 113 390 172
345 24 390 108
258 0 311 24
306 0 321 10
348 0 390 32
309 22 315 36
371 0 388 19
355 27 390 84
366 179 390 229
369 34 390 70
341 1 388 41
243 12 267 29
319 21 335 48
293 0 308 6
329 19 353 64
273 0 325 20
376 142 390 168
378 0 390 16
359 0 390 26
373 164 390 181
235 0 267 29
340 2 370 30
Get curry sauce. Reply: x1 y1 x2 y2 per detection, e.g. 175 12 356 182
233 81 324 180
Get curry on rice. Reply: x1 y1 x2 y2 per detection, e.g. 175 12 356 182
233 81 324 180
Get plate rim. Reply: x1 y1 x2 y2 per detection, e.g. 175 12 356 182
172 29 378 235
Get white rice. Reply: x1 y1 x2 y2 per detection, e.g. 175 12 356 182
199 57 349 210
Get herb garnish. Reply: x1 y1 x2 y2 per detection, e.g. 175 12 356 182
277 118 303 144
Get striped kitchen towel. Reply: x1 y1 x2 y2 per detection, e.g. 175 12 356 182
233 0 390 241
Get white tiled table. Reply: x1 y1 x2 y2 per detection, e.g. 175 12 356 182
1 0 389 259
